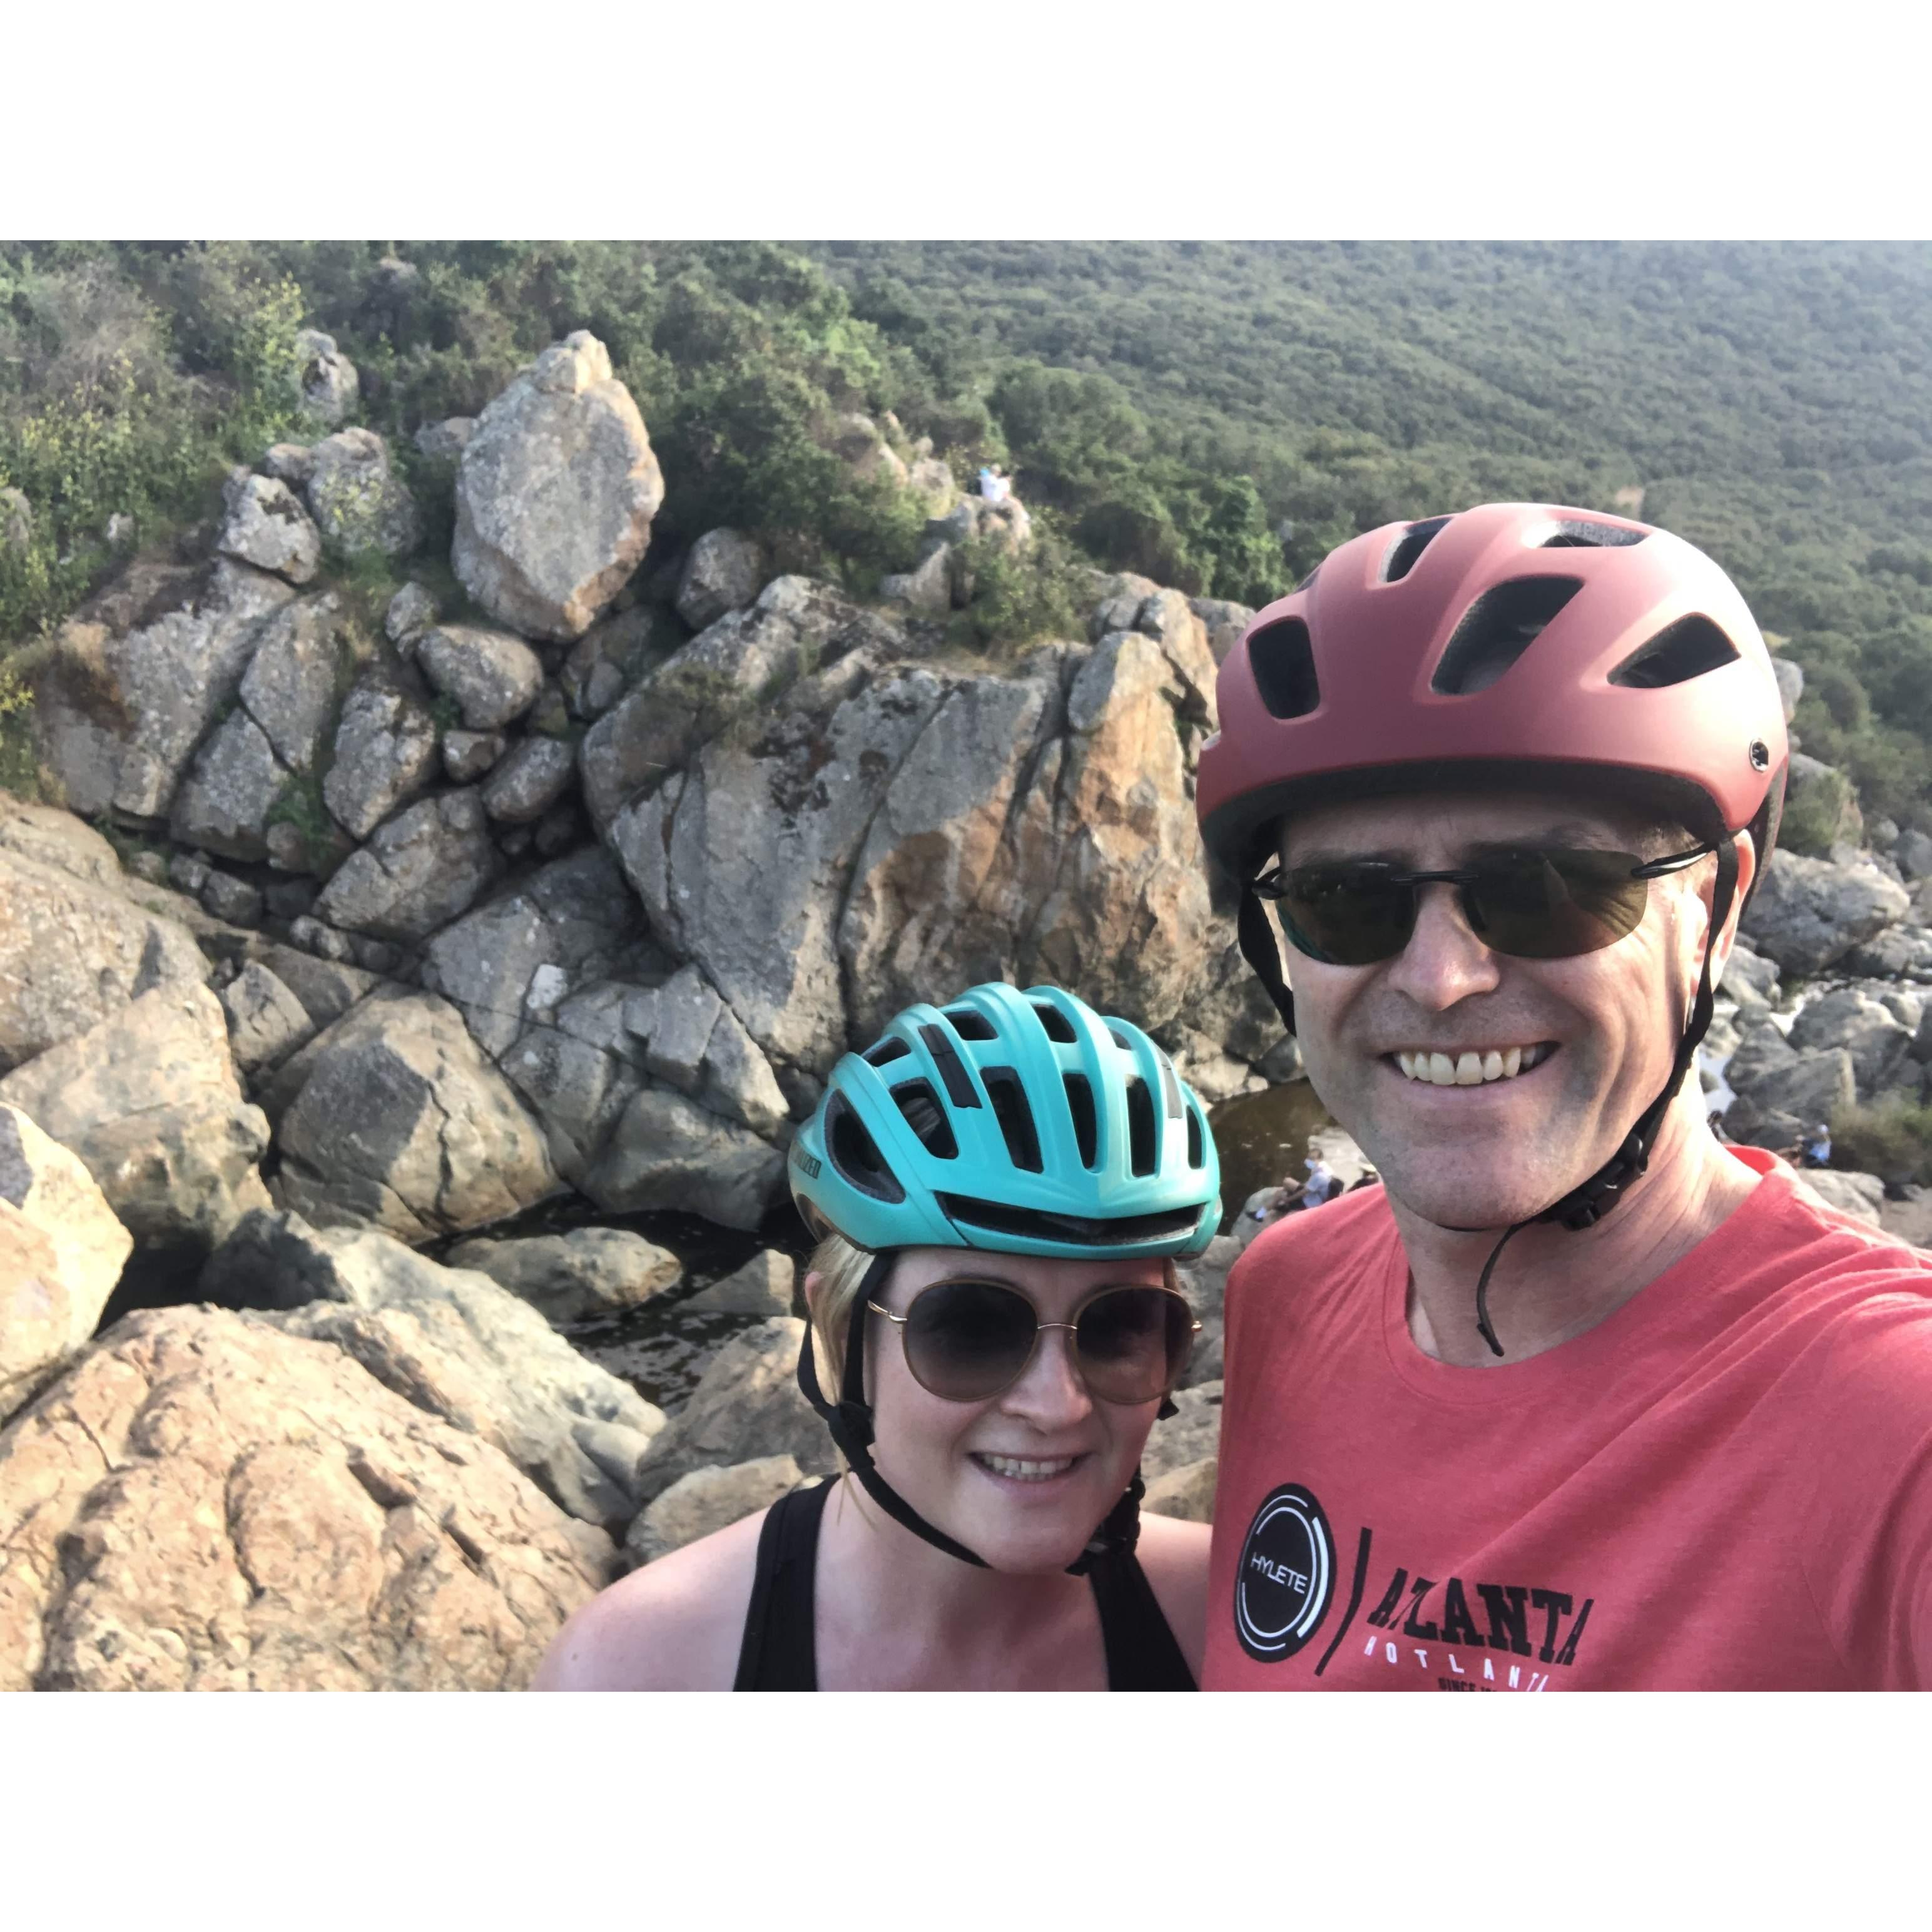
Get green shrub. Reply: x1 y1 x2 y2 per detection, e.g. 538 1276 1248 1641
1831 1096 1932 1191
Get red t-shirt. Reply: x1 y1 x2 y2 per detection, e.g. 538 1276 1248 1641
1203 1149 1932 1690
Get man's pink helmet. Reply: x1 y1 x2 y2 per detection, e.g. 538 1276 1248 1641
1196 504 1789 887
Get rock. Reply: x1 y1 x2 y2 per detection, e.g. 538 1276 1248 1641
1794 1168 1887 1228
1880 1188 1932 1253
1720 937 1781 1009
0 1304 611 1689
1770 654 1804 724
927 492 1032 559
878 542 953 614
0 1105 132 1424
414 417 476 462
294 328 360 427
0 485 31 552
384 581 437 644
1178 1236 1239 1384
622 967 790 1137
442 729 508 784
313 791 501 941
1142 1380 1223 1480
262 443 315 487
271 989 558 1243
216 469 322 584
0 791 123 888
624 1456 803 1569
1740 849 1911 978
241 597 355 775
1871 818 1901 852
583 1084 785 1231
1089 571 1162 639
1188 596 1256 665
1784 753 1864 854
1879 988 1924 1035
482 735 576 823
1722 1047 1855 1151
681 1249 795 1318
219 961 317 1075
1723 1018 1800 1093
288 914 357 966
452 330 664 642
1788 988 1914 1093
1143 1457 1217 1523
443 1228 682 1324
316 674 438 841
631 1318 838 1506
637 964 723 1089
304 428 419 559
0 984 270 1256
1894 829 1932 883
1843 925 1932 982
200 870 263 928
34 558 295 821
674 529 765 631
251 942 377 1029
905 455 957 516
168 708 285 862
533 802 581 858
0 847 208 1075
560 606 674 721
416 624 544 732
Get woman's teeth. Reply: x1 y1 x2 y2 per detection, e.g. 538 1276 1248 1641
1393 1044 1553 1085
974 1454 1078 1482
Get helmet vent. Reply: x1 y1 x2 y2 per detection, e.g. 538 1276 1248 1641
1539 518 1647 549
1031 1000 1079 1045
1432 576 1583 696
892 1080 958 1160
1108 1027 1133 1051
863 1037 911 1069
938 1195 1203 1249
1063 1072 1099 1169
918 1024 982 1109
1609 614 1741 689
1383 516 1452 583
1185 1102 1206 1171
1248 617 1321 720
982 1067 1043 1172
1156 1051 1183 1120
1125 1077 1158 1178
825 1092 905 1202
941 1005 998 1042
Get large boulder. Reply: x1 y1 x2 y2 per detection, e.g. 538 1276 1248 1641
631 1318 838 1507
1787 988 1914 1095
0 790 123 888
623 1455 802 1570
1843 924 1932 982
443 1227 682 1325
674 529 765 631
1723 1047 1856 1151
582 1084 786 1231
312 790 501 941
415 624 544 732
271 988 559 1243
0 984 270 1256
1794 1168 1887 1228
453 331 663 642
0 845 208 1075
200 1210 663 1528
0 1105 132 1424
216 469 322 584
218 960 317 1077
482 736 576 823
294 328 360 427
321 671 440 841
560 606 675 722
0 1305 611 1690
681 1249 795 1317
1741 849 1911 979
304 428 420 559
1188 597 1256 666
33 558 295 821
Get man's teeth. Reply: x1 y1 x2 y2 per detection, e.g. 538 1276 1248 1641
975 1454 1077 1481
1394 1045 1550 1085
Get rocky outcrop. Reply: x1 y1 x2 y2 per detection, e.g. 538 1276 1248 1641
681 1249 794 1318
1740 849 1911 978
0 984 270 1256
0 1105 132 1423
313 791 501 940
270 988 558 1241
0 1305 609 1690
623 1455 802 1569
674 529 765 631
443 1227 682 1325
453 332 663 641
304 429 419 559
582 1084 786 1231
294 328 360 427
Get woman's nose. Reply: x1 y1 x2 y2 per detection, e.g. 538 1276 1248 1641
1000 1324 1094 1425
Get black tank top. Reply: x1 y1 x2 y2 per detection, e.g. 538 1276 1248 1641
733 1478 1197 1690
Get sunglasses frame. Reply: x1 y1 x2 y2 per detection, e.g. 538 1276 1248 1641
1250 840 1716 965
867 1278 1201 1406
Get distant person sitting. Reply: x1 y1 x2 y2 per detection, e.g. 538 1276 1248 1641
1803 1123 1833 1169
978 464 1012 504
1253 1156 1336 1222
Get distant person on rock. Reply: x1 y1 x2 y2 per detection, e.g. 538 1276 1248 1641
1194 501 1932 1690
533 982 1219 1692
979 464 1012 504
1804 1122 1833 1167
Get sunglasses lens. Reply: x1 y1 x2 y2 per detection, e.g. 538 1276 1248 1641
900 1281 1039 1402
1275 865 1418 965
1467 848 1649 958
1075 1288 1195 1405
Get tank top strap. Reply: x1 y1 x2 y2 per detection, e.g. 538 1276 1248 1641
732 1477 836 1691
1087 1548 1198 1691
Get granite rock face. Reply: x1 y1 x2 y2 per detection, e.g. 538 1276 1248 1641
216 469 322 584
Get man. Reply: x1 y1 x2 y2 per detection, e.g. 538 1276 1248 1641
1192 502 1932 1690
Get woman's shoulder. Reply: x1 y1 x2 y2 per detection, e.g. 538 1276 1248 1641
529 1502 771 1691
1134 1512 1213 1681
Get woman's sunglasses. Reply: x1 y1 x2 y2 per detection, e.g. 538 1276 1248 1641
1251 842 1714 967
868 1279 1199 1406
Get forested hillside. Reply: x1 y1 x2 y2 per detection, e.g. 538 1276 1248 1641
4 240 1930 830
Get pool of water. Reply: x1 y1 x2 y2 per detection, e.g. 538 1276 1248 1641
1206 1080 1335 1223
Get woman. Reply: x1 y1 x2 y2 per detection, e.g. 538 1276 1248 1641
533 980 1223 1690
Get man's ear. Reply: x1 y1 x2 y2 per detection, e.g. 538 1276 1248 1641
1702 829 1759 979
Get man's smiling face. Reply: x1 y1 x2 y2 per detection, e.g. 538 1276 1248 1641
1276 786 1726 1231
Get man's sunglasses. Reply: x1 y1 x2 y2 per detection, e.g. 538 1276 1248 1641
1251 842 1714 967
868 1279 1199 1406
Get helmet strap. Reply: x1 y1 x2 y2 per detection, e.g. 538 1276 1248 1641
1468 836 1739 1356
792 1251 1146 1577
1238 886 1297 1036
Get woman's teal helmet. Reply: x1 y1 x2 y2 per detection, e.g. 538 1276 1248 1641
789 981 1222 1259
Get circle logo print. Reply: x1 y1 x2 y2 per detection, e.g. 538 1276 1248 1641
1233 1483 1334 1663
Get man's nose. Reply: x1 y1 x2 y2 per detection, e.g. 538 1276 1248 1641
1381 881 1505 1010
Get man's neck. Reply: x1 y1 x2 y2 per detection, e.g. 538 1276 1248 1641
1386 1094 1764 1367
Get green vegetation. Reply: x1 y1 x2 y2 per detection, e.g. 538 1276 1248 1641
6 240 1932 836
1831 1096 1932 1191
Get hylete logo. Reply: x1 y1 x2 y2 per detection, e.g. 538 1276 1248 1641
1233 1483 1334 1663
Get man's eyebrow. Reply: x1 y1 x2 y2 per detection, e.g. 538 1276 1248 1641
1281 822 1619 867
